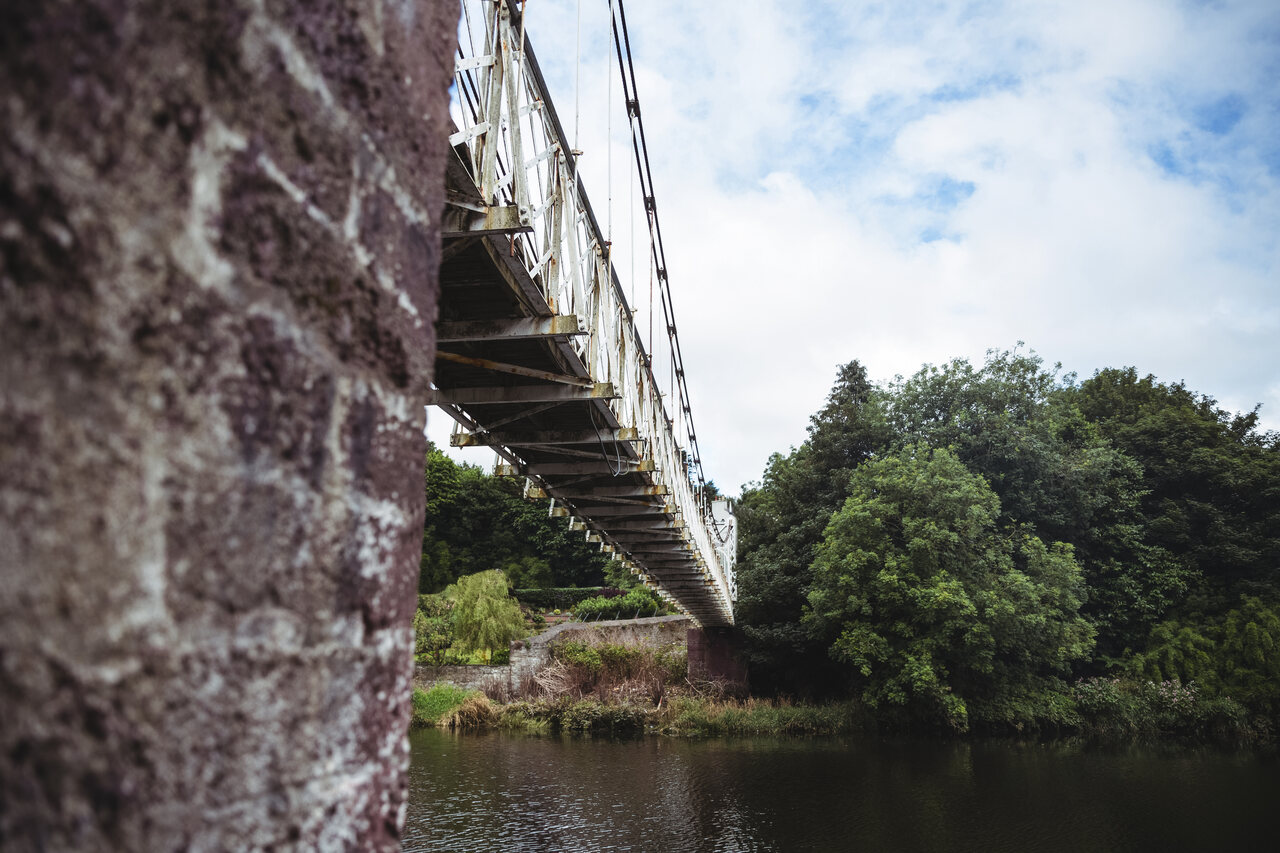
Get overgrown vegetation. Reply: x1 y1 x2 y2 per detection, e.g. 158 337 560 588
413 572 536 665
414 347 1276 745
513 587 621 611
572 587 667 621
411 684 476 727
735 348 1280 737
535 630 689 706
659 697 866 736
420 446 635 592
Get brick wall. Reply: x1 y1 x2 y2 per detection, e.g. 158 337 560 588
0 0 455 848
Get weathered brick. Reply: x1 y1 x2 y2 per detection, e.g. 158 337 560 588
0 0 455 848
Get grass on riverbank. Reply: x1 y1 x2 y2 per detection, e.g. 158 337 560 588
412 685 867 737
412 681 1269 745
413 630 1270 745
659 697 867 736
412 684 480 728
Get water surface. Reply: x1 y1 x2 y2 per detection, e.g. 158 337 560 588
405 728 1277 852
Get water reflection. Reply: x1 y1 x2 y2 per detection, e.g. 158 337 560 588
404 730 1278 853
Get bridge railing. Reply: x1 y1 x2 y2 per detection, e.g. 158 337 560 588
447 0 734 616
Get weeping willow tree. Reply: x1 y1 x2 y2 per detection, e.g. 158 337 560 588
445 570 528 663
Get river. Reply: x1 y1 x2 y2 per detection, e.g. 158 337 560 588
404 728 1277 852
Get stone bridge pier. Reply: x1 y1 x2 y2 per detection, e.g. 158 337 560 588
1 1 455 848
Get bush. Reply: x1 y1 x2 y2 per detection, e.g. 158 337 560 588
414 594 455 665
552 640 603 674
540 633 688 705
496 698 648 734
1070 676 1253 741
512 587 622 611
573 587 665 621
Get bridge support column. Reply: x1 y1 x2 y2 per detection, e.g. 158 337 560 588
687 627 749 692
0 0 455 848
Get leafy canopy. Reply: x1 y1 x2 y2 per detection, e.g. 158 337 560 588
805 446 1094 730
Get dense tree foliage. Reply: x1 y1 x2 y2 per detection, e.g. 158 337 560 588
413 594 455 665
735 349 1280 730
806 446 1092 729
733 361 891 693
420 445 623 592
1069 368 1280 601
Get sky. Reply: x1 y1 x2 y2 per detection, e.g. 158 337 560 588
431 0 1280 495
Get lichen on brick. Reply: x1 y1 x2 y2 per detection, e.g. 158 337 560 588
1 0 456 848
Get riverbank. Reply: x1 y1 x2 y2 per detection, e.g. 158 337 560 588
412 686 867 736
410 621 1273 745
410 682 1274 746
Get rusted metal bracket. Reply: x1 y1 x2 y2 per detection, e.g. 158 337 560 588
451 426 638 446
426 382 615 405
434 351 595 387
442 204 532 238
436 314 586 343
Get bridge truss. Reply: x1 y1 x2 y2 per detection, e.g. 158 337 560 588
429 0 736 625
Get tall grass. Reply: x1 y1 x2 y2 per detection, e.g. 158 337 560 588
412 684 477 728
658 697 868 737
532 628 689 706
441 693 497 730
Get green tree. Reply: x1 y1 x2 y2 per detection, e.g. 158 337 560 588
733 361 891 693
886 349 1186 660
444 570 528 663
1071 367 1280 602
420 445 611 592
413 594 455 666
1129 596 1280 716
806 446 1094 730
501 555 553 589
1219 596 1280 713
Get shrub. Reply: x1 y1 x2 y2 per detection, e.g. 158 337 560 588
573 587 665 621
655 646 689 682
1070 676 1254 741
414 594 455 665
558 698 647 733
552 640 603 674
496 698 648 734
512 587 622 611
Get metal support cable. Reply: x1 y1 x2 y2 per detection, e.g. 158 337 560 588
609 0 713 508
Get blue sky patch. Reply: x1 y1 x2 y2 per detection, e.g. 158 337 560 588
1148 141 1185 177
921 175 977 211
1193 94 1246 136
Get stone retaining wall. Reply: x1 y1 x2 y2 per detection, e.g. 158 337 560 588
414 616 695 694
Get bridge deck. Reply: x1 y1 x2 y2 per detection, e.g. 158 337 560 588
430 0 734 626
432 222 729 625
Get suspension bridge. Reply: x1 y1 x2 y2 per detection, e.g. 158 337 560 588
429 0 736 626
